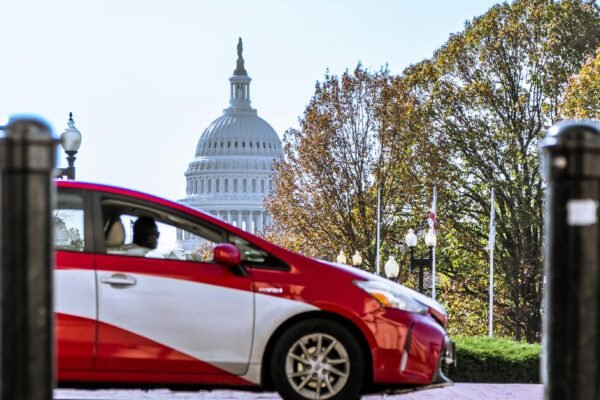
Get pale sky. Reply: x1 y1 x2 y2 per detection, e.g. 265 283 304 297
1 0 501 201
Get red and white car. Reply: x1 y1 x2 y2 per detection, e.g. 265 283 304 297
54 181 454 400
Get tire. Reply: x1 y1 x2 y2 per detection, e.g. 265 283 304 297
270 318 365 400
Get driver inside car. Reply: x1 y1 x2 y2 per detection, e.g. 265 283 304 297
125 216 163 258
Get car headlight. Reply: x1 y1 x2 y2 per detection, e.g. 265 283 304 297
354 280 428 315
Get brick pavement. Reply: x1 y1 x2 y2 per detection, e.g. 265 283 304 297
55 383 544 399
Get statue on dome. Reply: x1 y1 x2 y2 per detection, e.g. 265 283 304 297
237 37 243 58
234 37 247 76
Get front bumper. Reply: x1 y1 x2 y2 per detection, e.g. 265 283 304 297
367 309 450 385
435 336 456 382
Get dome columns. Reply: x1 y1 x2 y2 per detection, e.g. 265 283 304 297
212 210 267 234
229 75 253 112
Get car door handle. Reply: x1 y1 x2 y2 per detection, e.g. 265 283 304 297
100 274 137 287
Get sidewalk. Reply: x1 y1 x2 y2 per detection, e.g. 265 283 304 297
55 383 544 399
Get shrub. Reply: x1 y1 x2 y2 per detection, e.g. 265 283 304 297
448 336 541 383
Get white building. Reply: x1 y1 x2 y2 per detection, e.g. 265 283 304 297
178 38 283 251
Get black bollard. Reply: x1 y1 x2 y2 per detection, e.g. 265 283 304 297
540 119 600 400
0 116 57 400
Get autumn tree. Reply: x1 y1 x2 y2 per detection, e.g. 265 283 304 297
267 0 599 342
265 66 428 270
561 46 600 119
397 0 600 341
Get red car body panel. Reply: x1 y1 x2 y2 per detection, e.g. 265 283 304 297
53 180 450 388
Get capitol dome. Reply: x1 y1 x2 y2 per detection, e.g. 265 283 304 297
178 38 283 248
194 113 282 158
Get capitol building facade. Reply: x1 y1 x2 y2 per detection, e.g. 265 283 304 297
177 39 283 251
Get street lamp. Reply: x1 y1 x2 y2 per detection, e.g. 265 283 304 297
405 229 418 247
56 112 82 180
336 250 347 264
384 256 399 281
351 251 362 267
425 229 437 247
406 228 437 293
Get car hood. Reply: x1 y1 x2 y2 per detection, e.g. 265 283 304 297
321 260 446 317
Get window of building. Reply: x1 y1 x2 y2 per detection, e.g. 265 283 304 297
261 180 265 193
208 179 212 193
252 179 256 193
224 179 229 193
216 179 220 193
234 179 238 192
243 179 247 193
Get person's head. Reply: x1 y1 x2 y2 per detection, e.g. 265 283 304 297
133 216 159 249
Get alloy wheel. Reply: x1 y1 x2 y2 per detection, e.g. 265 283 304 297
285 333 350 400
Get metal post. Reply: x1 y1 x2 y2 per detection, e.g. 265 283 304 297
431 246 436 300
65 150 76 180
0 116 57 400
418 264 424 294
376 188 381 276
427 247 433 294
540 120 600 400
489 188 495 338
409 246 432 294
489 241 494 338
431 186 437 300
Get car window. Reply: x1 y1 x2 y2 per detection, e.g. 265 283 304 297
229 234 288 269
101 198 224 262
53 192 85 252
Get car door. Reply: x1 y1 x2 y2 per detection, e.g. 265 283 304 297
54 189 96 371
93 193 254 376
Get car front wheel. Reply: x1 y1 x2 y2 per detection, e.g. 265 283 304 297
270 318 365 400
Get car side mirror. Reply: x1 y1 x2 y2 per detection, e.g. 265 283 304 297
213 243 241 266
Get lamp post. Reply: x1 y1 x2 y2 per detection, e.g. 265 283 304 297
384 256 399 281
56 112 82 180
406 228 437 293
351 251 362 267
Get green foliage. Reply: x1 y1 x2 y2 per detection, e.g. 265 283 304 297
449 336 540 383
397 0 600 342
265 65 427 271
562 46 600 119
268 0 600 342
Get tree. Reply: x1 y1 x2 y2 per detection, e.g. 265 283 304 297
267 0 600 342
265 65 427 270
561 46 600 119
399 0 600 341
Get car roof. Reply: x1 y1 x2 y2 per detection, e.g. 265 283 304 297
55 180 275 249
